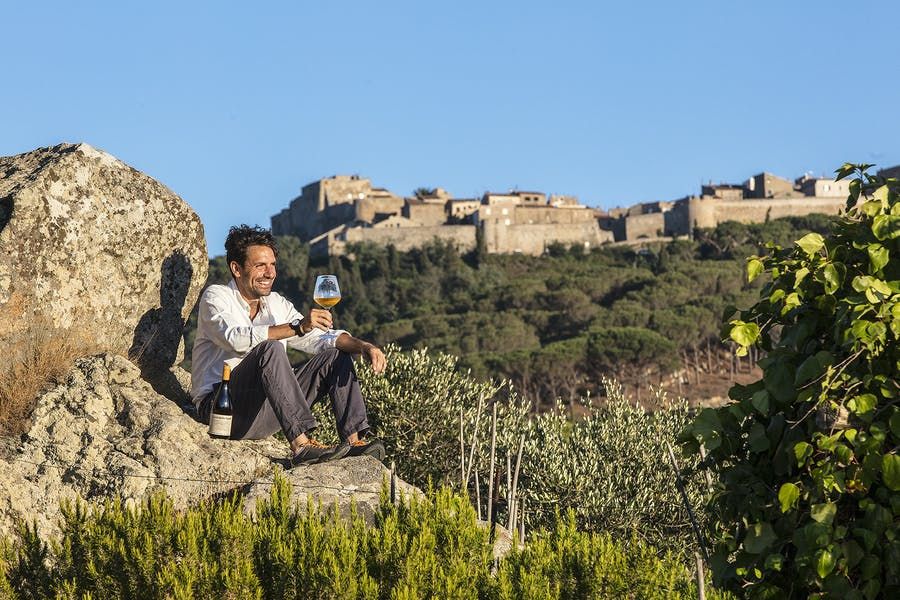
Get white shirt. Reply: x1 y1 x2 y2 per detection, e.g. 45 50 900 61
190 279 347 404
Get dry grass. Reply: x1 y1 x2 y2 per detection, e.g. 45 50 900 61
0 299 102 436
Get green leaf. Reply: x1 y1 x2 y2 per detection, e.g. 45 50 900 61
794 351 832 385
796 232 826 256
730 321 760 347
816 548 836 579
691 408 723 450
747 258 764 282
822 263 844 295
794 267 810 288
794 441 813 465
751 390 770 415
811 502 837 525
872 215 900 240
890 411 900 440
883 454 900 491
744 522 777 554
847 393 877 416
868 244 889 273
841 540 865 569
835 163 856 181
778 483 800 512
749 422 770 453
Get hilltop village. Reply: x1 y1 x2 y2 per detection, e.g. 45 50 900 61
271 167 898 257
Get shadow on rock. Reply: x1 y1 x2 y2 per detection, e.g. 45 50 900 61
131 252 197 415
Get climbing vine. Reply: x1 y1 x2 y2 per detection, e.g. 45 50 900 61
682 164 900 598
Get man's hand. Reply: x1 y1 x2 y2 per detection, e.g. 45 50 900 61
362 343 387 374
303 308 333 333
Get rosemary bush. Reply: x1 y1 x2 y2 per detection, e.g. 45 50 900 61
0 476 729 599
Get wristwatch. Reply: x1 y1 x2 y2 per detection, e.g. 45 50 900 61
290 318 306 336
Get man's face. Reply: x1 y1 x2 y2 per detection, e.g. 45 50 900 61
231 244 276 301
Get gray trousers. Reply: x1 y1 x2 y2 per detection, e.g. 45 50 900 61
199 340 370 442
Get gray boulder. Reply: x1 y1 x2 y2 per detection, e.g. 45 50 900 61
0 143 207 369
0 354 416 539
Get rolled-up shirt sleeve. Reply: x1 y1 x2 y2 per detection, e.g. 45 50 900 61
288 326 348 354
200 288 269 354
278 295 349 354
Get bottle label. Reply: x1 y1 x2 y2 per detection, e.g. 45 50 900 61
208 413 233 437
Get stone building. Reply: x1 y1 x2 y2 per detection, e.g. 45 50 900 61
602 171 855 243
274 175 609 257
274 165 893 257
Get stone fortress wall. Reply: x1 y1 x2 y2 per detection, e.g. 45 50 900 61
272 167 897 257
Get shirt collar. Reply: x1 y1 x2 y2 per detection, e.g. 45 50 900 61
227 279 268 313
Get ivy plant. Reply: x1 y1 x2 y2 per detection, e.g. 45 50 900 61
681 164 900 599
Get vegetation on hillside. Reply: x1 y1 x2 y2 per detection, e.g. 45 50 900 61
0 476 731 599
185 215 834 404
681 165 900 597
306 347 706 556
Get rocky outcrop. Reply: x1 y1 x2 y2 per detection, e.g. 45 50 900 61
0 354 417 539
0 143 207 369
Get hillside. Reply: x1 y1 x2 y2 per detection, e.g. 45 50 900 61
186 214 834 405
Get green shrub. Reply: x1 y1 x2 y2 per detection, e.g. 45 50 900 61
519 380 704 555
681 165 900 597
319 347 706 555
0 478 728 599
496 512 730 599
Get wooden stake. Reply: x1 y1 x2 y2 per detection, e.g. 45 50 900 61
698 444 714 493
518 499 525 545
505 452 512 528
509 433 525 532
695 552 706 600
487 402 497 525
474 469 482 521
459 408 466 491
665 441 708 563
390 460 396 505
463 394 484 488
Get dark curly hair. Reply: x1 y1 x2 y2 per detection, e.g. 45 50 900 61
225 225 279 270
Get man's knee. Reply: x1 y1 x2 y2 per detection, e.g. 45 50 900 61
256 340 288 366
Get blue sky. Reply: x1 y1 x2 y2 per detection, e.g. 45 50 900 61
3 1 898 255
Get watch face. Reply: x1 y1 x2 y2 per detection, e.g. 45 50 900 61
291 319 301 330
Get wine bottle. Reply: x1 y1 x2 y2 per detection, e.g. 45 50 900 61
208 363 233 438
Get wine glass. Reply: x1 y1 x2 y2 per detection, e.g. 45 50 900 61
313 275 341 310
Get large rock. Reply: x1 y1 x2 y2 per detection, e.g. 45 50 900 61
0 143 207 369
0 354 418 539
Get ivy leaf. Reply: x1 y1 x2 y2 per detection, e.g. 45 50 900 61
751 390 770 415
730 321 760 347
867 244 889 273
816 548 836 579
796 233 826 256
821 263 845 295
744 522 777 554
810 502 837 525
692 408 723 450
872 215 900 241
847 393 877 416
747 258 764 282
778 483 800 512
835 163 856 180
794 267 810 288
890 412 900 440
794 351 833 385
749 423 770 453
794 441 813 465
883 454 900 491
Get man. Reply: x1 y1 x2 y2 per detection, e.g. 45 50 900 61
191 224 386 465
